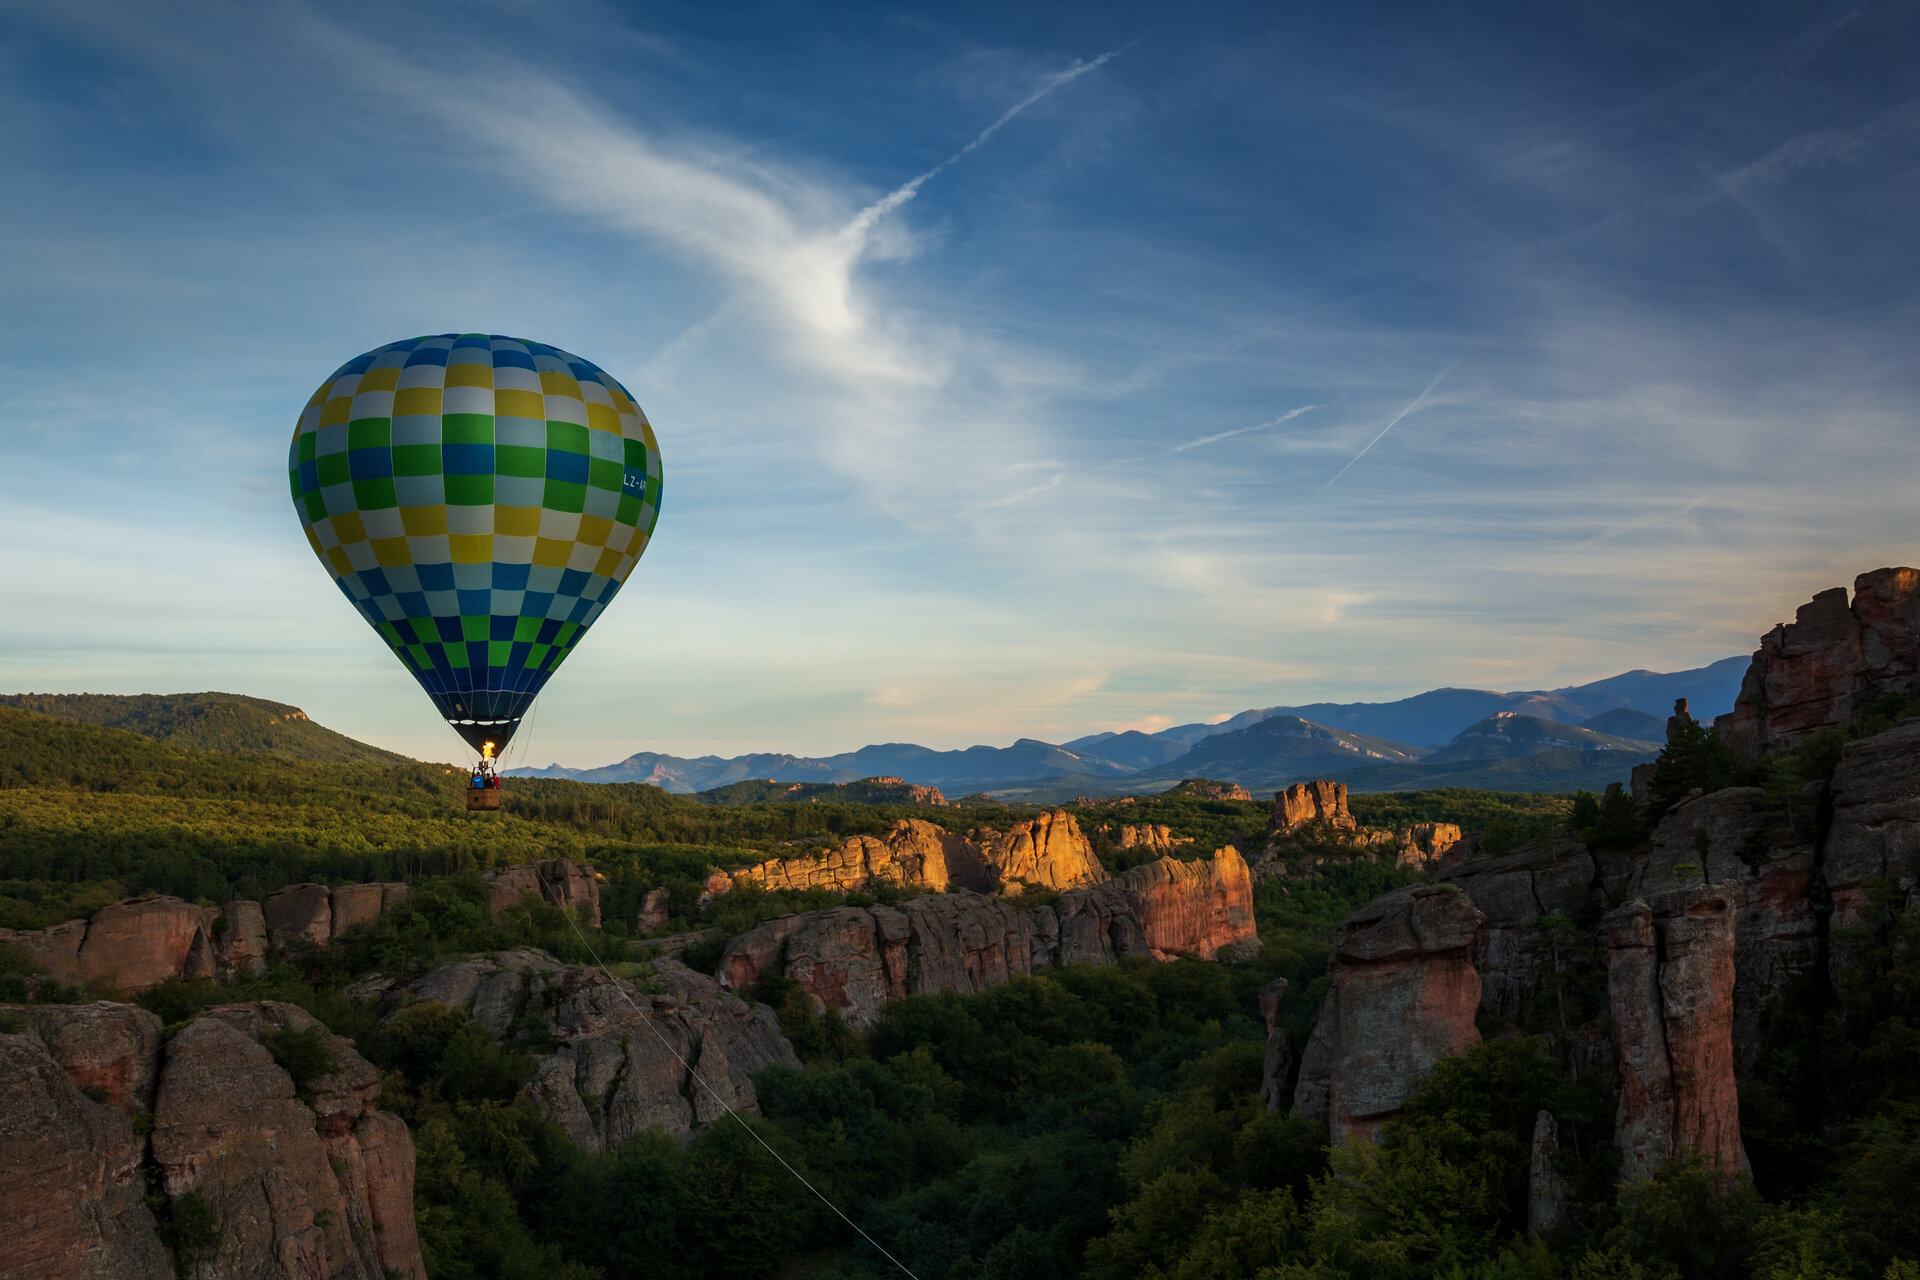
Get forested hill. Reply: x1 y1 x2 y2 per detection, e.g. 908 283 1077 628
0 691 415 767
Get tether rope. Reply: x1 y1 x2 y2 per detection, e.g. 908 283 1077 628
557 907 923 1280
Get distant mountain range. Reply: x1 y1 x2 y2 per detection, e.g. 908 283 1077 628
510 657 1745 797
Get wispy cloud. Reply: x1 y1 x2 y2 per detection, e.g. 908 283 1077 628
1324 360 1457 488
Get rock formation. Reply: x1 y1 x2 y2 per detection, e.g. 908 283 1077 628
719 889 1152 1026
1270 780 1357 834
714 853 1260 1027
1528 1111 1565 1237
638 887 672 933
1292 884 1484 1144
1624 789 1820 1069
1114 847 1258 960
1717 567 1920 760
0 999 424 1280
732 819 974 894
731 811 1106 899
0 860 597 995
25 1002 164 1117
259 882 413 953
1165 779 1254 802
0 1026 170 1280
1443 841 1597 1022
385 949 796 1148
1822 719 1920 994
1113 824 1191 853
152 1002 425 1278
1605 886 1748 1180
975 810 1110 893
1258 977 1291 1112
481 858 600 928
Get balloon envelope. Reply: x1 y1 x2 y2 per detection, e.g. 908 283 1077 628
288 333 662 754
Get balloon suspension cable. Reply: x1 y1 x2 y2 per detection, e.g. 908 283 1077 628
555 908 923 1280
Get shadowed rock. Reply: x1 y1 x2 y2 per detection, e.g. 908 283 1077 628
1605 886 1748 1181
1292 884 1484 1144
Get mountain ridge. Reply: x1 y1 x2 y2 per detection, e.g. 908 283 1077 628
512 658 1738 793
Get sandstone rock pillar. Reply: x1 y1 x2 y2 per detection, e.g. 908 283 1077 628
1605 885 1748 1180
1291 884 1484 1144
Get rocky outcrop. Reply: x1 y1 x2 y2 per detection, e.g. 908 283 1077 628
1401 822 1465 864
1823 720 1920 997
1258 977 1291 1112
0 897 253 993
0 1028 170 1280
0 875 465 992
1113 824 1191 853
263 882 411 951
218 900 270 978
481 858 600 928
1270 780 1357 834
717 879 1184 1026
1605 886 1748 1181
638 887 671 933
1292 884 1484 1144
0 999 424 1280
1443 841 1597 1022
26 1003 164 1116
152 1001 425 1279
730 812 1105 900
1165 779 1254 802
976 810 1109 893
1529 1111 1566 1237
1717 568 1920 760
732 819 974 895
390 949 796 1148
1114 848 1258 960
1624 789 1820 1069
1825 719 1920 929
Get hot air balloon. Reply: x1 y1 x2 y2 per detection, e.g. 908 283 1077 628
288 334 661 804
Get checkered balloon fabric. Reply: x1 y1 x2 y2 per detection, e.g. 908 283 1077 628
288 334 662 753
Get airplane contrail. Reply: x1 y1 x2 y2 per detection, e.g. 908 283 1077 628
840 47 1127 242
1172 404 1319 452
1324 359 1457 488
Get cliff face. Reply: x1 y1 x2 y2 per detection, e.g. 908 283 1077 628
733 819 969 894
716 848 1254 1026
730 811 1107 898
1717 567 1920 759
1114 848 1258 960
0 1025 170 1280
376 950 797 1150
1621 789 1820 1070
1443 841 1597 1023
975 810 1111 893
0 859 599 994
0 1000 424 1280
717 888 1156 1026
1605 887 1748 1181
1292 884 1484 1144
1271 780 1357 833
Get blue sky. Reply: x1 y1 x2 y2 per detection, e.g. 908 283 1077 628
3 1 1919 767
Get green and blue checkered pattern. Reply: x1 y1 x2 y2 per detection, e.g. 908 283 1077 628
288 334 662 753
